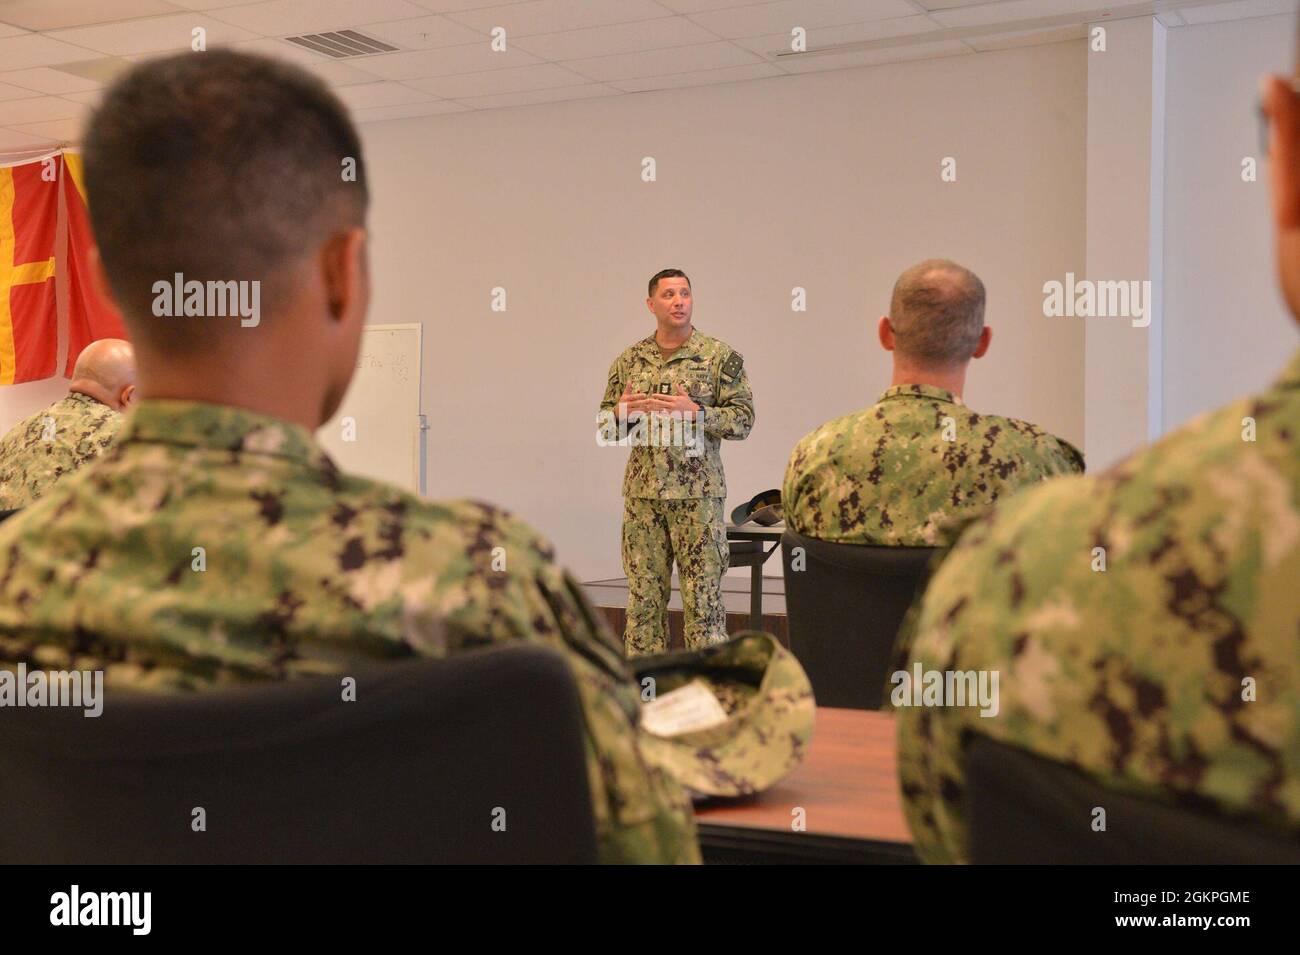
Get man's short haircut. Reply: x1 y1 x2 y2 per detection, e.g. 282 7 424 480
648 269 690 297
887 259 986 367
82 49 368 350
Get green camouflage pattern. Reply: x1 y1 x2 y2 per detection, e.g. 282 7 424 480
599 328 754 500
784 383 1084 545
0 398 700 865
0 392 121 508
633 632 816 797
622 496 728 657
895 349 1300 863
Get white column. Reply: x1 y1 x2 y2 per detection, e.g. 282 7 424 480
1084 15 1167 470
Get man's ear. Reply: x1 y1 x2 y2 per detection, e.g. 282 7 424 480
877 316 895 352
322 227 368 323
971 325 993 359
645 297 656 317
119 383 136 409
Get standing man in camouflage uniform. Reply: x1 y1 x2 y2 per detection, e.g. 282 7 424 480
0 338 134 508
0 51 698 865
784 259 1082 546
599 270 754 656
894 77 1300 863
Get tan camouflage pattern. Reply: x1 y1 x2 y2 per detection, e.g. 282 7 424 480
633 632 816 797
0 392 121 508
622 496 729 657
599 328 754 501
895 349 1300 863
0 399 700 865
784 383 1084 546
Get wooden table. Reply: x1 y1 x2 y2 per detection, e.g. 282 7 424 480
694 707 916 864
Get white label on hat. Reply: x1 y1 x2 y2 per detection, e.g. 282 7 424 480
641 680 729 737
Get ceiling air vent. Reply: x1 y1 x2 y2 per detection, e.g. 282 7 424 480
283 30 398 59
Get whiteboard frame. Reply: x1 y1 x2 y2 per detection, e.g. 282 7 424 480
348 322 424 495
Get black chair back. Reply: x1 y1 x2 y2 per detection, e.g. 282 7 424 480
0 643 598 863
781 529 937 709
966 734 1300 863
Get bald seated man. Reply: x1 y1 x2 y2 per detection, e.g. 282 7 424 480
784 259 1083 546
0 50 698 865
0 338 135 508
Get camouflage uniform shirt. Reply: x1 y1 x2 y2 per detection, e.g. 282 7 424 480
784 383 1084 545
896 349 1300 863
599 328 754 500
0 399 699 865
0 392 121 508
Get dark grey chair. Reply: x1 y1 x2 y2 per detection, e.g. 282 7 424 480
0 643 599 864
781 529 938 709
966 734 1300 864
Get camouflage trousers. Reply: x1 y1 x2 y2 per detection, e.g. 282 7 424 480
622 496 729 657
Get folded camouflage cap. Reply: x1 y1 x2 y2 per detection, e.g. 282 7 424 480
729 489 783 527
631 632 815 798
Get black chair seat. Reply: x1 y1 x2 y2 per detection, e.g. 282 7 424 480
781 529 938 709
0 643 598 863
966 735 1300 863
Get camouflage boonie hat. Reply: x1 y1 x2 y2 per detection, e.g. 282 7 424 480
631 632 815 797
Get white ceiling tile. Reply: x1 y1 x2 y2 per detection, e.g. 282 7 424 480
609 61 784 91
733 14 940 54
0 95 89 125
332 81 437 108
352 99 469 122
0 82 44 102
166 0 260 8
910 0 1007 9
0 129 57 156
62 88 105 105
407 62 588 96
657 0 785 11
446 0 674 37
965 22 1087 49
779 37 972 70
454 82 621 109
689 0 922 39
0 33 110 69
9 117 85 141
564 40 762 81
358 13 485 48
933 0 1144 28
1179 0 1297 24
47 14 260 55
348 43 540 79
0 66 102 94
0 23 31 39
512 16 717 60
0 0 182 32
407 0 532 10
207 0 432 35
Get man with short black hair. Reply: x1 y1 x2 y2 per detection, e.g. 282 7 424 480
784 258 1083 546
599 270 754 656
0 338 135 508
0 50 698 865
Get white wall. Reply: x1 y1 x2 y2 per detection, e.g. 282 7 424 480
360 41 1087 581
1164 12 1300 429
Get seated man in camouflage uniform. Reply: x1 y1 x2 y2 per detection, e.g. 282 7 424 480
784 259 1083 546
0 338 134 508
0 51 697 865
894 78 1300 862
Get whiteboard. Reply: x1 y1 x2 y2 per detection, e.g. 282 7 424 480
317 323 425 494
